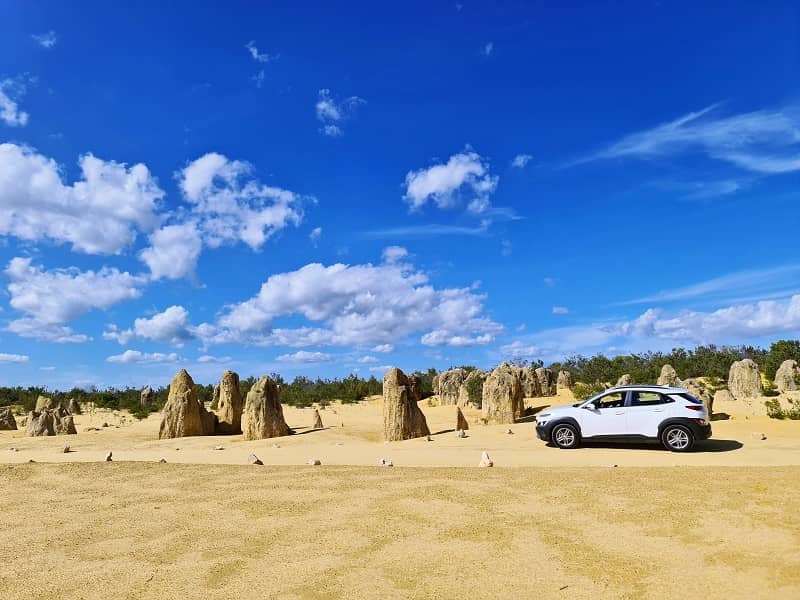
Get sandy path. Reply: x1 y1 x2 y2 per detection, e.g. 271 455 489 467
1 463 798 599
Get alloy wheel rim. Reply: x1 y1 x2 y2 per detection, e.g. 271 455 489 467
667 429 689 449
556 428 574 446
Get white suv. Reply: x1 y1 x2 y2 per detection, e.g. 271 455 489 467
534 385 711 452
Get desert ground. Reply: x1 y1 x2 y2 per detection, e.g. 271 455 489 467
2 390 800 598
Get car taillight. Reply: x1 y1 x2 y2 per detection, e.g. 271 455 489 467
693 418 708 426
685 405 704 411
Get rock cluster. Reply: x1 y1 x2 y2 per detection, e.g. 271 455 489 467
519 366 542 398
774 359 799 392
140 386 155 407
158 370 218 439
35 395 55 412
457 370 486 408
728 359 763 399
27 404 77 437
557 370 573 390
535 367 557 396
242 376 292 440
0 407 18 431
215 370 243 435
438 369 467 406
482 363 524 424
68 398 81 415
382 367 430 441
656 364 682 387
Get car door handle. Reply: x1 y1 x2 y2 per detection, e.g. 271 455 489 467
653 408 665 412
615 410 625 414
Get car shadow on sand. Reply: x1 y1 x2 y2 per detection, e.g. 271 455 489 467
560 439 743 453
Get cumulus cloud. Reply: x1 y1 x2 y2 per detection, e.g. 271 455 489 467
381 245 409 264
372 344 394 353
403 150 498 214
276 350 334 363
103 305 195 347
196 258 502 349
316 89 365 137
31 31 57 48
139 223 202 281
0 144 164 254
106 350 181 364
5 257 144 342
309 226 322 245
581 103 800 174
552 306 569 315
176 152 306 251
357 355 379 364
499 340 543 360
0 353 29 364
0 79 29 126
511 154 532 168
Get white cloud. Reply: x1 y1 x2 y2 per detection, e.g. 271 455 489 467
316 89 365 137
543 277 557 287
198 258 502 349
31 31 57 48
106 350 181 365
0 79 29 126
5 257 144 342
369 365 394 373
501 239 512 256
276 350 333 364
176 152 306 251
245 40 276 63
552 306 569 315
511 154 532 168
403 150 498 214
583 103 800 174
0 143 164 254
103 305 195 347
0 353 29 364
357 355 379 364
309 226 322 245
499 340 543 360
482 42 494 56
251 70 265 88
197 355 232 363
139 223 202 280
372 344 394 353
381 245 408 264
366 222 491 238
620 264 800 306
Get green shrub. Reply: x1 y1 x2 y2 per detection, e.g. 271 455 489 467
762 381 780 397
572 381 606 401
766 398 800 420
464 375 484 408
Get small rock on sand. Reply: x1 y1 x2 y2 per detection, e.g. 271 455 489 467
105 452 113 462
457 429 467 438
307 458 321 466
751 432 767 441
248 454 263 465
62 445 70 453
479 451 493 467
505 428 514 435
378 458 394 467
159 458 167 463
213 445 224 451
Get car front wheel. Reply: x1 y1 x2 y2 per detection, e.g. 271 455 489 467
661 424 694 452
551 423 579 449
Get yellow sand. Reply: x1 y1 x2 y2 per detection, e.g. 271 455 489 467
1 391 799 599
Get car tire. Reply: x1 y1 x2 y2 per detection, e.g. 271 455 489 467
661 424 694 452
551 423 580 449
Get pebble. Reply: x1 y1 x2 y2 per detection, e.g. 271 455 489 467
378 458 394 467
62 445 70 454
307 458 322 466
505 428 514 435
213 445 225 451
248 454 263 465
478 451 493 468
751 432 767 441
105 451 113 462
159 458 167 463
457 429 467 439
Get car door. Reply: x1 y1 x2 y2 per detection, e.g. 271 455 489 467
579 391 629 437
625 391 670 437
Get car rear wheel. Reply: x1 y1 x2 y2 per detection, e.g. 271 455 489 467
661 424 694 452
552 423 579 449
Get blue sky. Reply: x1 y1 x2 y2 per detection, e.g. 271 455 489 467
1 1 799 389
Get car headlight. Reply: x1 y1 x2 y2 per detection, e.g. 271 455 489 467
536 413 551 425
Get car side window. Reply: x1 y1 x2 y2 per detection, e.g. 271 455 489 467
630 391 666 406
596 392 626 409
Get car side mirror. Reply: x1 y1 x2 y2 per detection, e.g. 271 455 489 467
583 403 596 410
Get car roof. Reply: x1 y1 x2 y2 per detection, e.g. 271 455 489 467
605 384 688 394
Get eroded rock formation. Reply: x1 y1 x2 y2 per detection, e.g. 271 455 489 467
383 367 430 441
241 376 292 440
728 359 763 399
482 363 524 424
215 370 243 435
158 370 217 439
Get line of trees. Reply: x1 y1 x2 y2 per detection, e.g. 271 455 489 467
1 340 797 416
